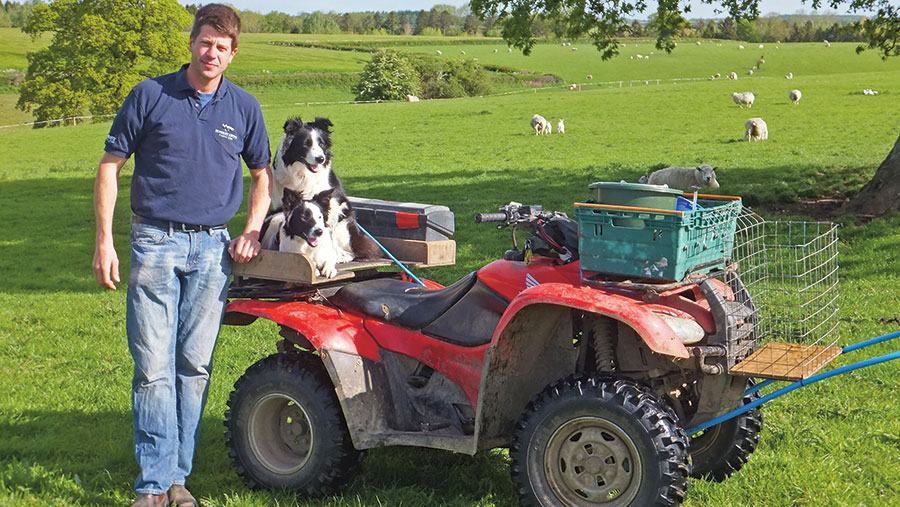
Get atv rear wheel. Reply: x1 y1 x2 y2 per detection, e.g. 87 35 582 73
688 379 763 481
510 375 690 506
224 352 364 495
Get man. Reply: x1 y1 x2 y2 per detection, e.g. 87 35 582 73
91 5 271 506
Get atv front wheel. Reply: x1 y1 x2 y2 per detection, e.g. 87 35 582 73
510 375 690 506
224 352 364 495
688 379 763 481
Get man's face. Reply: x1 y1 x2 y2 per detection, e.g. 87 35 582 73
189 24 237 83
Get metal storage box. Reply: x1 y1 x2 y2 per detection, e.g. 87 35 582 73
349 197 455 241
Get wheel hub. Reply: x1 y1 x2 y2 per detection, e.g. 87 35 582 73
545 417 641 505
249 393 314 475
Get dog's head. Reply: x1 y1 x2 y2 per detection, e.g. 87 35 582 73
281 188 328 247
281 116 334 174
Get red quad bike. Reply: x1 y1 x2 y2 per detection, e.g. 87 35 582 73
222 202 765 506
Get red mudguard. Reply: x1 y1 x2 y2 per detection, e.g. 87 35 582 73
493 282 691 359
224 299 381 360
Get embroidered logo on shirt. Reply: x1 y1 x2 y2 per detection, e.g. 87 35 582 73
215 123 238 141
106 134 117 145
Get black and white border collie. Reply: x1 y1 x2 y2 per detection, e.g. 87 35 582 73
260 188 339 278
271 116 379 265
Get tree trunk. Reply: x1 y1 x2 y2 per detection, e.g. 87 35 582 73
843 131 900 217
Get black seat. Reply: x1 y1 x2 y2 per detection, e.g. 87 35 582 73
330 273 478 330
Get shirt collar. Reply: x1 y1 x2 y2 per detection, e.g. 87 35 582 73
175 63 230 99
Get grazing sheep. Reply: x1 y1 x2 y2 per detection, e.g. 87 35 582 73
785 72 793 79
460 50 466 55
640 164 720 191
493 48 498 53
531 114 551 135
507 48 512 52
729 72 738 80
739 44 745 49
636 54 644 59
732 92 755 108
759 44 764 49
745 118 768 141
758 58 765 65
586 74 593 79
572 47 578 51
715 72 721 78
406 95 420 102
863 88 879 95
696 41 702 45
436 50 442 55
789 89 802 104
557 119 565 134
748 69 754 75
569 83 579 90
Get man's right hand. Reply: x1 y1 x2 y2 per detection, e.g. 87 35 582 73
93 240 120 290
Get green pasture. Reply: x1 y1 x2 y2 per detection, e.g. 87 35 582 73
3 29 900 506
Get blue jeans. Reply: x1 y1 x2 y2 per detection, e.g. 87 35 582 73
126 219 232 494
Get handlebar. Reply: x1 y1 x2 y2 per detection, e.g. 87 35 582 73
474 212 509 223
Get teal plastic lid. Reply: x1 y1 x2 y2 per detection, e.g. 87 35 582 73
588 181 684 196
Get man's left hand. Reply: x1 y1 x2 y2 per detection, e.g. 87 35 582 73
228 233 261 263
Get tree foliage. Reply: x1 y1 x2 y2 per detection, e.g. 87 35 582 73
353 49 419 101
16 0 191 126
469 0 899 58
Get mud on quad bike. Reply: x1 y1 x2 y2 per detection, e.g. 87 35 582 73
222 201 766 506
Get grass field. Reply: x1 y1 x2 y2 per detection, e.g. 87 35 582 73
3 28 900 506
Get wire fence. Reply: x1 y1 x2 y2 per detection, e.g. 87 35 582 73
0 75 773 130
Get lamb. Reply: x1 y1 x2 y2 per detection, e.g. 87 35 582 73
557 119 565 134
732 92 755 108
789 89 801 104
531 114 551 135
638 164 720 191
729 72 738 80
745 118 768 141
785 72 793 79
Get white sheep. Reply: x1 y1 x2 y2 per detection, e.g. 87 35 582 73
406 95 420 102
739 44 745 49
557 119 565 134
493 48 498 53
785 72 793 79
715 72 721 78
729 72 738 80
531 114 551 135
733 92 755 108
436 50 442 55
696 41 702 45
586 74 593 79
789 89 801 104
748 69 754 75
745 118 768 141
639 164 720 191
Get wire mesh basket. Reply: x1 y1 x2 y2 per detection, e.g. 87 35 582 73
726 209 841 380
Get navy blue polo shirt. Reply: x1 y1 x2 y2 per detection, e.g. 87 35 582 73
105 65 270 226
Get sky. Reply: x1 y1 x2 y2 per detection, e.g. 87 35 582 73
185 1 876 18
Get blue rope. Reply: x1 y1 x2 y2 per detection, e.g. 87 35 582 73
356 223 426 287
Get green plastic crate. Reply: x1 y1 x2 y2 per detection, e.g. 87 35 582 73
575 198 742 280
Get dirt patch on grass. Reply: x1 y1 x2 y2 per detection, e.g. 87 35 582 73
754 198 849 220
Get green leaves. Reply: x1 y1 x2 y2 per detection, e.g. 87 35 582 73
16 0 191 127
353 48 419 101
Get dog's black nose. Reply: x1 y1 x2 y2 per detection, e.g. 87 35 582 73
315 155 325 164
313 228 322 237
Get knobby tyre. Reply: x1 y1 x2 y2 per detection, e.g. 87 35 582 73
224 352 365 496
688 379 763 481
510 374 690 506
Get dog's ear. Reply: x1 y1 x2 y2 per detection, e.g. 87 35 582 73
283 117 304 134
312 117 333 133
282 187 302 210
312 188 336 209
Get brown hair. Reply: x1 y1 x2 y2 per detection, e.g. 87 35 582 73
190 4 241 49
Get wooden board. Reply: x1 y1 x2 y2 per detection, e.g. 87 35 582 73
231 237 456 285
728 342 842 381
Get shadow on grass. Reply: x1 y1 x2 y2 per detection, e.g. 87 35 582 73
0 161 875 293
1 408 518 506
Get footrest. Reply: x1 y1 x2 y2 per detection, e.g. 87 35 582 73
728 342 842 381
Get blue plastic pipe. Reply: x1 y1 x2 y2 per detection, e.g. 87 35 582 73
688 332 900 435
744 330 900 397
356 223 427 287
